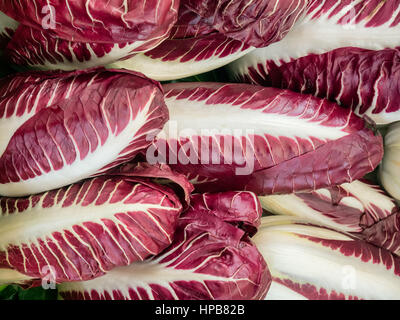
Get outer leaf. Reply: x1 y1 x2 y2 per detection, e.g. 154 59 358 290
260 180 400 256
229 0 400 124
58 191 271 300
260 180 398 233
0 68 168 197
108 33 254 81
146 82 383 196
6 25 165 71
0 0 179 45
16 285 58 300
0 269 34 286
363 211 400 257
182 0 308 47
0 176 183 283
254 216 400 300
232 0 400 64
231 47 400 125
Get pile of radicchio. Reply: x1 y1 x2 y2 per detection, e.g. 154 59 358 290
0 0 398 301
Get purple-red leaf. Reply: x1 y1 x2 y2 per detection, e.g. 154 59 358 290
6 25 164 70
169 6 215 39
182 0 308 47
0 176 183 283
363 212 400 257
109 33 253 81
232 47 400 125
147 82 383 196
255 217 400 300
0 11 18 49
0 68 168 197
0 0 179 44
229 0 400 124
379 122 400 200
58 191 270 300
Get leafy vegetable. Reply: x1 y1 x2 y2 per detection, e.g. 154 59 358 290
150 82 383 195
0 176 183 284
6 25 165 71
108 33 254 81
0 68 168 197
182 0 308 47
0 0 179 44
254 216 400 300
58 191 270 300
